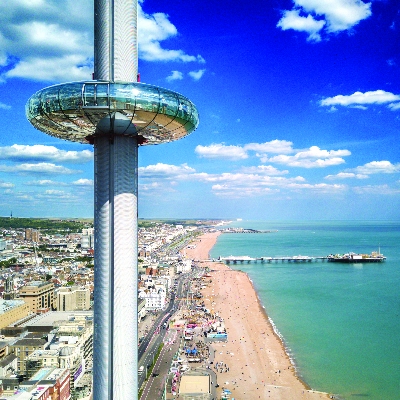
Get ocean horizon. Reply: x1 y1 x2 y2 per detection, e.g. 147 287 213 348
209 220 400 400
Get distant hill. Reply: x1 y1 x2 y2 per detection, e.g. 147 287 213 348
0 217 91 233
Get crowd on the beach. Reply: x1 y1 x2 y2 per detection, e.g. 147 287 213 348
214 360 230 373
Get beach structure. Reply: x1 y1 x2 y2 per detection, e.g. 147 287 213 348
26 0 199 398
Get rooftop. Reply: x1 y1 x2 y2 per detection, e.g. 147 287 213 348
20 311 93 327
0 299 26 314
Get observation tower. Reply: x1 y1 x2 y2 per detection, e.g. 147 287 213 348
26 1 199 399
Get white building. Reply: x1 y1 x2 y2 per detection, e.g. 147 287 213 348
138 288 166 311
176 259 192 273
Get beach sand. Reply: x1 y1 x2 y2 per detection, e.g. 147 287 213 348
183 231 330 399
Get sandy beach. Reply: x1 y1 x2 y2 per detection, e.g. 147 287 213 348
183 231 330 399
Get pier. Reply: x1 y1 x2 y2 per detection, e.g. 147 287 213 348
218 255 328 263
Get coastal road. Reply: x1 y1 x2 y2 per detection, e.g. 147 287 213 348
138 267 203 392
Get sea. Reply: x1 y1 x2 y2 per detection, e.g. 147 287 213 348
209 220 400 400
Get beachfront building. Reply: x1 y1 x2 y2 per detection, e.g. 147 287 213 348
138 298 146 322
176 259 192 273
18 281 55 313
138 289 166 311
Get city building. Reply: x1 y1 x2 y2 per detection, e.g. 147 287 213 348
57 287 91 311
176 260 192 274
26 350 59 378
17 367 70 400
3 276 15 300
25 229 40 243
138 288 166 311
80 234 93 250
19 311 93 395
9 338 47 377
138 298 146 322
0 353 18 378
18 282 55 313
0 299 30 330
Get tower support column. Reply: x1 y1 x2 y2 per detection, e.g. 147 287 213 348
93 134 138 399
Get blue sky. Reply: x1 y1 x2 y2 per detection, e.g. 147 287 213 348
0 0 399 220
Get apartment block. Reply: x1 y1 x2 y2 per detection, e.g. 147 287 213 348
19 281 55 313
57 287 91 311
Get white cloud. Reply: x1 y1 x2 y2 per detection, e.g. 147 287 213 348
240 165 289 176
195 144 248 160
26 179 66 186
139 163 195 179
265 146 350 168
388 102 400 111
166 71 183 82
286 182 346 192
387 59 396 67
0 181 14 188
267 155 347 168
44 190 66 196
277 9 325 42
293 146 351 158
138 4 204 63
353 184 400 195
244 140 294 154
277 0 372 41
0 0 204 82
0 163 80 174
297 0 372 32
35 190 79 203
139 181 172 195
0 144 93 163
7 55 93 82
320 90 400 108
211 184 277 198
72 179 93 186
195 142 350 167
208 173 345 197
0 102 11 110
0 0 93 82
325 172 368 180
352 161 400 175
191 171 306 186
188 69 206 81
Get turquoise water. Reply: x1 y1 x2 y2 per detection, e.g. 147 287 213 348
209 221 400 400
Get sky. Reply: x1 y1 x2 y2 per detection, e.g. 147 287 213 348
0 0 399 221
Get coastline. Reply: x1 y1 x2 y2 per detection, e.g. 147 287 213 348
183 231 330 399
